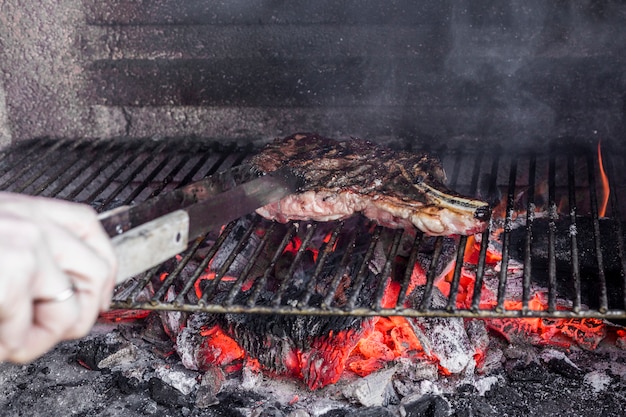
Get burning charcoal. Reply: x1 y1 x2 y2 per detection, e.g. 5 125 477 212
112 370 148 394
154 364 198 395
148 377 190 408
539 349 583 380
256 406 285 417
195 366 225 408
349 407 396 417
409 289 475 374
96 345 140 370
221 312 376 389
506 362 547 383
341 365 398 407
75 338 121 371
209 216 265 277
401 394 451 417
175 313 222 371
544 357 584 380
583 370 613 393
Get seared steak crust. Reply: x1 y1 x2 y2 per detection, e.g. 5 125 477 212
249 133 490 236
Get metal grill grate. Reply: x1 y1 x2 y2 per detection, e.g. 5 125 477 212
1 137 625 318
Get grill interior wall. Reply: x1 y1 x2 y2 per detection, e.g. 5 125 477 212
2 1 626 146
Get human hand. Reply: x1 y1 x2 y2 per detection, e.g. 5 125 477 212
0 193 117 363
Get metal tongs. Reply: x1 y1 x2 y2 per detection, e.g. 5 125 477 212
98 165 302 284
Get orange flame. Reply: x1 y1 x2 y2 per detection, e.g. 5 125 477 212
597 140 610 217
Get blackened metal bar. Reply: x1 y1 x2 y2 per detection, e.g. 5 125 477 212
0 139 70 190
298 221 344 308
12 139 91 194
202 143 253 177
0 140 47 180
177 221 239 304
246 224 297 307
492 158 518 312
567 153 582 312
37 140 113 197
153 236 206 304
521 153 536 314
180 143 234 186
602 146 626 309
463 152 499 312
447 152 464 190
272 222 319 307
395 233 423 308
153 238 204 305
122 152 173 205
447 235 467 311
224 222 278 306
97 142 168 210
64 142 134 201
80 141 149 203
547 151 558 312
418 236 445 311
125 266 160 304
346 226 383 310
148 142 202 198
372 228 404 311
28 141 102 195
202 217 265 304
322 229 360 309
586 149 609 312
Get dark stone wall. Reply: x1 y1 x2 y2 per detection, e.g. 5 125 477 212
1 0 626 147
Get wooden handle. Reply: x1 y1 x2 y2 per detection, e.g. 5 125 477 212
110 210 190 284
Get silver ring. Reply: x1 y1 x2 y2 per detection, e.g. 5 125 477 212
34 287 76 303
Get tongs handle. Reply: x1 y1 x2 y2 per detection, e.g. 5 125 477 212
100 208 189 284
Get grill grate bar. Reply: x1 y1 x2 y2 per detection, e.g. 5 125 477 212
224 221 279 307
547 152 558 313
396 233 423 309
272 222 319 308
81 141 150 204
373 228 404 311
0 139 70 190
65 143 135 201
0 141 41 179
322 222 361 309
447 235 467 311
567 152 583 312
345 226 383 310
42 140 117 198
604 146 626 309
246 224 297 307
97 141 169 211
297 221 344 308
521 153 537 314
586 151 609 312
12 139 92 195
418 236 444 311
147 142 203 198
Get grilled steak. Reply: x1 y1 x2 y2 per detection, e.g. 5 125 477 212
249 133 490 236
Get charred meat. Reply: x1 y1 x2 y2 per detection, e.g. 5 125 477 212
249 133 490 236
